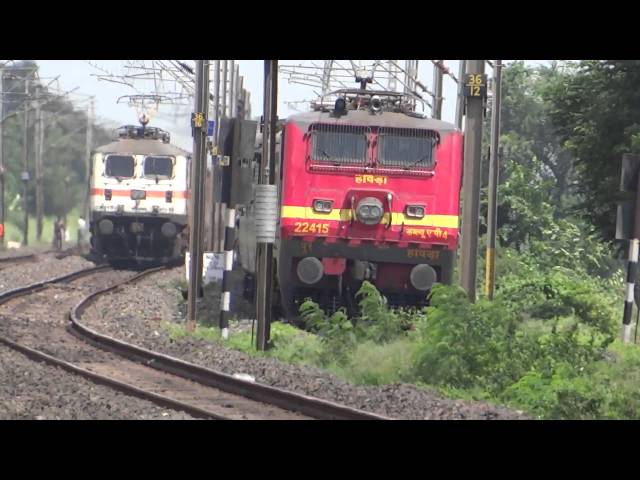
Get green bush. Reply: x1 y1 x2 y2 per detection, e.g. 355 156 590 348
268 322 323 365
500 365 605 419
356 281 408 343
500 342 640 419
333 338 416 385
411 284 530 394
300 301 357 367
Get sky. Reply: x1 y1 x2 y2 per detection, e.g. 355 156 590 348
34 60 550 152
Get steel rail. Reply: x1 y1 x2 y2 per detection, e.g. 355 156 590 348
69 266 390 420
0 263 388 420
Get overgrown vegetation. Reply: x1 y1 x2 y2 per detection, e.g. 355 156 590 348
283 257 632 420
166 257 634 419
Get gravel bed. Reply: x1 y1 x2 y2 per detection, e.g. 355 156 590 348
0 254 95 294
82 267 529 420
0 268 139 362
0 344 195 420
0 246 50 259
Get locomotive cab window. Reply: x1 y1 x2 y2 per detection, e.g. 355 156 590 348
105 155 135 178
310 124 367 166
377 128 438 170
144 156 174 179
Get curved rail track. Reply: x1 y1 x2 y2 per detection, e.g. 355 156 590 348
0 262 388 420
0 247 83 271
0 253 38 271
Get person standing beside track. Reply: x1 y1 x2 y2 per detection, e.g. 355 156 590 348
53 216 65 251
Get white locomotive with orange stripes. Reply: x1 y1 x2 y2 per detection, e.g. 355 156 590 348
88 124 190 263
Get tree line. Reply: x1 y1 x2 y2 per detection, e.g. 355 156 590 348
480 60 639 273
1 60 115 228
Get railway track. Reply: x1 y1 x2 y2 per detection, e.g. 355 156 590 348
0 263 388 420
0 253 38 271
0 247 83 271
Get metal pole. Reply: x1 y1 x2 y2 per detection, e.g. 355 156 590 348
83 98 94 223
63 173 70 235
432 60 443 119
228 61 235 118
196 62 210 296
413 60 420 110
458 60 485 302
256 59 278 351
209 60 220 252
455 60 467 130
403 60 410 97
238 76 244 119
22 77 30 246
218 117 237 340
186 60 209 332
485 60 502 300
218 60 228 252
221 61 228 121
35 89 44 242
234 66 240 116
0 67 4 249
623 240 639 344
213 61 220 138
38 107 45 239
622 165 640 343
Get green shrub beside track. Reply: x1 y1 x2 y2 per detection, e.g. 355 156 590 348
166 244 638 420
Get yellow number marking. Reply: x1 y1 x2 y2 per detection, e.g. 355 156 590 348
294 222 330 235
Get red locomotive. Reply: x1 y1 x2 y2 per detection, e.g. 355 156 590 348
271 85 463 320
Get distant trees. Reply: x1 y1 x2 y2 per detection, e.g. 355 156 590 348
543 60 640 241
477 61 622 277
2 61 114 223
480 60 640 250
480 61 577 250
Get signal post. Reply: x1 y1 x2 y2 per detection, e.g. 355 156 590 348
187 60 210 332
255 60 278 351
459 60 487 302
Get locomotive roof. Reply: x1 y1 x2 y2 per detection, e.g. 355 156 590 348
94 138 190 157
286 109 458 134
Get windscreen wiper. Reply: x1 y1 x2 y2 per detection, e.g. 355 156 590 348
321 149 341 166
404 154 430 170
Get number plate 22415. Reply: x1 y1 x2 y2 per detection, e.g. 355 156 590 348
294 222 329 234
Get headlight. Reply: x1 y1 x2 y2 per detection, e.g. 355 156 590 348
130 189 146 200
406 205 425 218
356 197 384 225
313 199 333 213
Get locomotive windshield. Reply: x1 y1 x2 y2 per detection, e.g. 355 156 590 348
144 156 173 179
105 155 135 178
377 128 437 169
310 125 367 165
